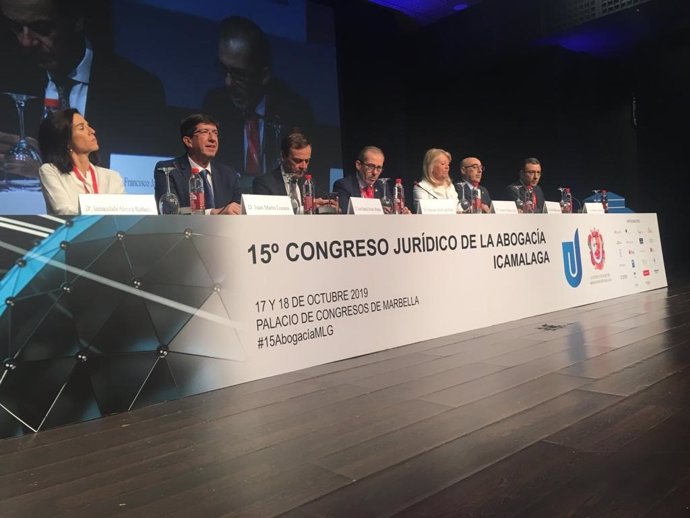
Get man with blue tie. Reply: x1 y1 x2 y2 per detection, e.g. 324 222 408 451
154 114 242 215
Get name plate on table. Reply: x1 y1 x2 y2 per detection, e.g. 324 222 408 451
348 197 384 215
416 199 457 215
491 200 519 214
543 201 563 214
583 202 606 214
241 194 294 215
79 194 157 215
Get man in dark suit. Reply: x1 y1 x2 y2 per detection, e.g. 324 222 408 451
457 156 492 213
504 157 545 213
333 146 386 214
154 114 242 215
0 0 166 169
253 132 335 214
202 16 314 186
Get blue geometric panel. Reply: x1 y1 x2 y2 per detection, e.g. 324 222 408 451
0 216 240 438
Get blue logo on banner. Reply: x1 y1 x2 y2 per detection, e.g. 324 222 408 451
562 229 583 288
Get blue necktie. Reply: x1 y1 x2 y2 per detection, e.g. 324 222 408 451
200 169 214 208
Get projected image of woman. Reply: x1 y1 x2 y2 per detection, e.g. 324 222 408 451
38 109 125 215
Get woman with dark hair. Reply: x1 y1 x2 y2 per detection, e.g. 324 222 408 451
38 109 125 215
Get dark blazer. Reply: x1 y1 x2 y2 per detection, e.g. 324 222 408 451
154 154 242 210
203 78 315 176
457 182 493 209
252 166 287 196
333 174 384 214
0 50 167 168
505 181 545 212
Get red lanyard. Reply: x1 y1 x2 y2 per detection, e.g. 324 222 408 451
72 164 99 194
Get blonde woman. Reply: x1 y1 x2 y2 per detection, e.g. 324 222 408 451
412 148 459 206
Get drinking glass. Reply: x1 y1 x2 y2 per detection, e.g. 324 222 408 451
456 182 471 213
377 178 392 214
157 166 180 215
2 92 41 190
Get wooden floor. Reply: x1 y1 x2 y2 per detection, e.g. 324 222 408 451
2 275 690 517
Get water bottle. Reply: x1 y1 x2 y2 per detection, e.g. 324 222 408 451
393 178 405 214
302 174 314 215
523 186 535 214
189 168 205 214
601 189 608 213
560 187 572 213
471 186 482 214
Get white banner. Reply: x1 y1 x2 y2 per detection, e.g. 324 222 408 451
164 213 667 394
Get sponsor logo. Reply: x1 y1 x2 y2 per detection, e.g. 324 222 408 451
588 229 605 270
639 237 644 244
631 259 636 268
562 229 583 288
643 269 650 277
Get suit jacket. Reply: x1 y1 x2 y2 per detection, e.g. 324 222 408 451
252 166 288 197
154 155 242 210
333 174 384 214
202 78 315 176
457 182 493 209
505 181 545 212
0 49 167 168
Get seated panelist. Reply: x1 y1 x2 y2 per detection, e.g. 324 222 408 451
504 157 545 213
154 114 242 215
413 148 459 208
38 109 124 215
458 156 492 213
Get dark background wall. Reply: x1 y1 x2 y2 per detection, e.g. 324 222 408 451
322 0 690 274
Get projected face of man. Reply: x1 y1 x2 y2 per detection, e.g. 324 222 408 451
218 35 269 114
0 0 85 76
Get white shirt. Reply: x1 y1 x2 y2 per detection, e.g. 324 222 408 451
281 165 303 213
44 42 93 115
39 162 125 215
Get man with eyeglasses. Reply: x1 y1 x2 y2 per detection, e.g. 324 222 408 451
457 157 492 213
0 0 166 168
333 146 387 214
154 114 242 215
505 157 545 213
203 16 314 185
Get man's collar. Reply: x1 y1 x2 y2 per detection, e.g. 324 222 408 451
187 155 212 173
48 38 92 85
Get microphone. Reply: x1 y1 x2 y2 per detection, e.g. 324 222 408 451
414 181 438 199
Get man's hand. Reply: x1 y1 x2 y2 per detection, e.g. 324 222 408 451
211 202 242 215
314 197 337 209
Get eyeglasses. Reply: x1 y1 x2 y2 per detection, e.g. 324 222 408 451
359 161 384 173
462 164 484 172
192 129 219 137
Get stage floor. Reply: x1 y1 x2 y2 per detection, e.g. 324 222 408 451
1 275 689 517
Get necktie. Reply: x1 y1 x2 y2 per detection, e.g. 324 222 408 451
200 169 214 209
245 113 261 175
54 77 76 110
363 186 374 198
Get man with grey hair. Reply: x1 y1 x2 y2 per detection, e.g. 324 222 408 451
505 157 545 212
